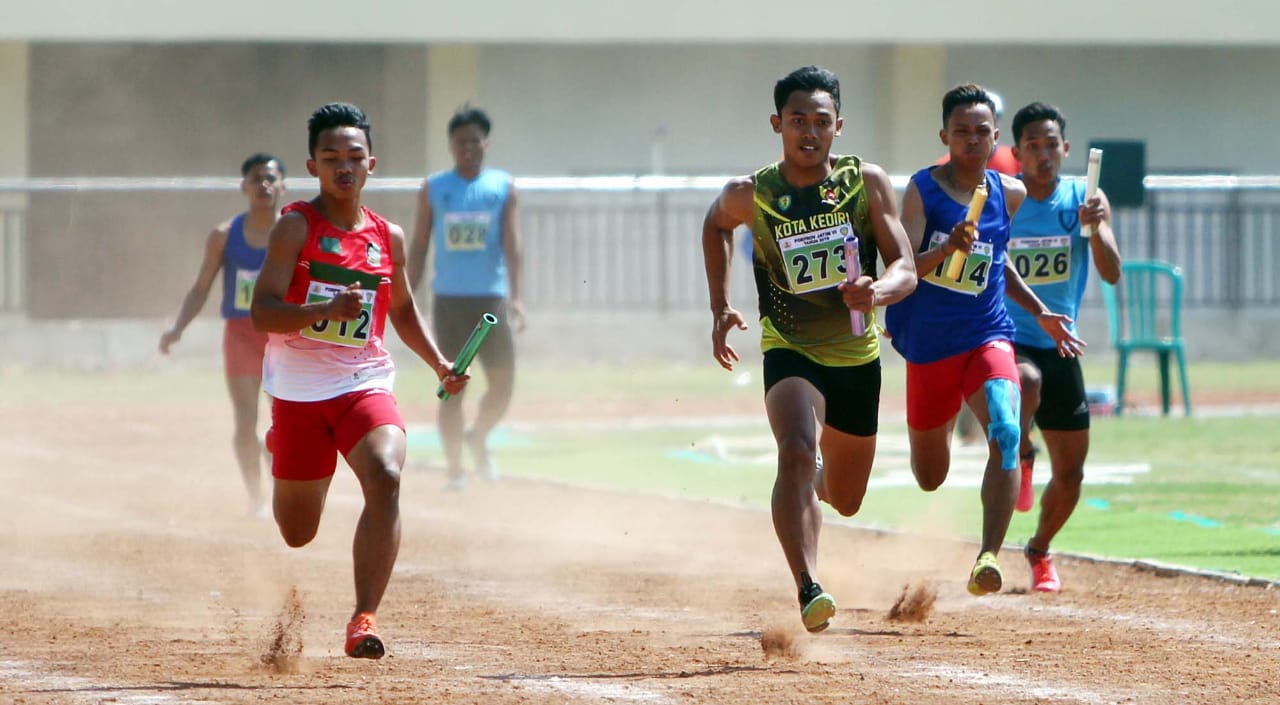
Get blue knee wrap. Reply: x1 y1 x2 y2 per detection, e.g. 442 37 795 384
985 378 1021 472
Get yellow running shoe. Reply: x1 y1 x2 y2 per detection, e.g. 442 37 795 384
799 582 836 633
967 551 1003 596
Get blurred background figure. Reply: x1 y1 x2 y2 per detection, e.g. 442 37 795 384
158 153 286 517
409 106 525 490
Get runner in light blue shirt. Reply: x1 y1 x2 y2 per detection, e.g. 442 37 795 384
1006 101 1121 593
408 106 524 491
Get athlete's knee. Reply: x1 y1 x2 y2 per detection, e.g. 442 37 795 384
232 426 259 446
913 467 945 492
775 436 818 481
277 519 319 548
1055 465 1085 490
1018 361 1042 395
827 488 866 517
487 366 516 399
359 461 402 506
985 379 1021 471
908 434 949 491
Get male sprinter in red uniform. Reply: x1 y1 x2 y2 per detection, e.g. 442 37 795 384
252 102 467 659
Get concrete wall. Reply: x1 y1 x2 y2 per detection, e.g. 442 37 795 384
14 41 1280 323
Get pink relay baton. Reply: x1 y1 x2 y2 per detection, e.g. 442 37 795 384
843 233 866 337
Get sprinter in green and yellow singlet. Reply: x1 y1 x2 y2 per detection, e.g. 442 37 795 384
702 65 917 633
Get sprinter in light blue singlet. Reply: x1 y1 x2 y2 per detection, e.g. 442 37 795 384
1006 101 1121 593
426 167 512 298
408 106 524 491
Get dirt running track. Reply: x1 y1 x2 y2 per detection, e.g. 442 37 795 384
1 399 1278 705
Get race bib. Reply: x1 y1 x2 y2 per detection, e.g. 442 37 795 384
444 212 491 251
1009 235 1071 285
299 281 375 348
233 269 258 312
777 223 853 294
924 231 994 296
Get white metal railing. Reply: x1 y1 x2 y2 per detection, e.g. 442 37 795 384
1 174 1278 314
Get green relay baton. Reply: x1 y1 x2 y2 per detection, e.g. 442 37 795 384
437 312 499 400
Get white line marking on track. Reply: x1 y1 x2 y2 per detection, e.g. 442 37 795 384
0 660 215 705
898 662 1142 705
504 675 669 703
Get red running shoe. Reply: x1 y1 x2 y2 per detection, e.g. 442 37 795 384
1026 549 1061 593
1016 452 1036 513
345 612 385 659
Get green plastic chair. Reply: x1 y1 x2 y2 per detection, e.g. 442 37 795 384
1100 260 1191 416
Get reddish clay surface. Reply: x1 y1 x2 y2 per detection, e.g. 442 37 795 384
2 397 1277 705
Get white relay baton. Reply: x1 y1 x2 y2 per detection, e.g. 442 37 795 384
1082 148 1103 239
844 233 866 337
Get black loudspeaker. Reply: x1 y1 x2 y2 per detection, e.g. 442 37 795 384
1088 140 1146 208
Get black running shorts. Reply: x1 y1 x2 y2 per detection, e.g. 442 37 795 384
763 348 881 437
432 295 516 375
1015 343 1090 432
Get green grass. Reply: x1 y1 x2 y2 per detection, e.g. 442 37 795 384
484 414 1280 580
480 358 1280 581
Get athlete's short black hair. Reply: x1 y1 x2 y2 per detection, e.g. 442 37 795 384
942 84 999 127
240 152 285 177
307 102 372 156
1012 102 1068 145
448 105 492 137
774 65 841 115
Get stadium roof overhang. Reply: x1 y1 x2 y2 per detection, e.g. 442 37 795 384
3 0 1278 45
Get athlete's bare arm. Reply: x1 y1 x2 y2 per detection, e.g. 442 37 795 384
250 212 361 333
899 181 956 277
840 163 916 313
1004 257 1085 357
159 222 229 353
1000 172 1027 218
502 180 527 331
701 177 754 371
1085 188 1122 285
406 180 434 293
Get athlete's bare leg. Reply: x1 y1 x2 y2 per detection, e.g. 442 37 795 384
1029 429 1088 552
908 416 958 492
466 360 514 478
819 427 876 518
765 378 824 591
965 388 1019 557
343 424 405 618
438 395 467 485
226 374 266 514
273 476 333 548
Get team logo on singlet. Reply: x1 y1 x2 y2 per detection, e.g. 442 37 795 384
366 242 382 267
320 236 343 255
821 186 839 206
777 195 792 212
